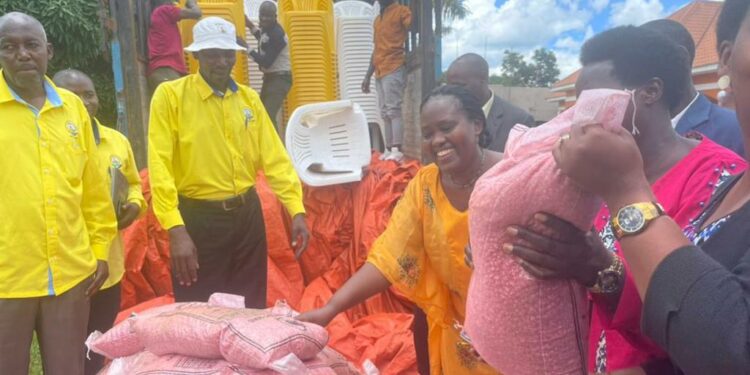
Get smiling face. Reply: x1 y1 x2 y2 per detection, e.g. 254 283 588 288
420 95 483 174
0 15 52 91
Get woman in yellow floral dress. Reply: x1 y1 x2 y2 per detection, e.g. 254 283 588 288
298 85 503 375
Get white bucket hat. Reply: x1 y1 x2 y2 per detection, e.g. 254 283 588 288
184 17 247 52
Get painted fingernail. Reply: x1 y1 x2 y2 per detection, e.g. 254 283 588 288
534 213 548 222
503 244 513 254
506 227 518 236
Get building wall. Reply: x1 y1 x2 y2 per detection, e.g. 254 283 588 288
550 70 721 112
490 85 559 123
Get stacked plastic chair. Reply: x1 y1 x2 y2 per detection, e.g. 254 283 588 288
334 1 383 140
285 100 371 187
278 0 338 126
179 0 249 85
243 0 270 92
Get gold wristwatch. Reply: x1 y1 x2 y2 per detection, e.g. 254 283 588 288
611 202 665 239
588 255 624 294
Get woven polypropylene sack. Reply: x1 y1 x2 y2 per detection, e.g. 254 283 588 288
220 314 329 368
133 304 267 359
89 302 187 359
305 347 360 375
465 89 632 374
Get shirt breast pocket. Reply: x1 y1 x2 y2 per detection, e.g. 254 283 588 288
53 139 87 185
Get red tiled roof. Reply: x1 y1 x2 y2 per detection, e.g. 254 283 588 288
552 70 579 89
551 0 723 88
668 0 722 68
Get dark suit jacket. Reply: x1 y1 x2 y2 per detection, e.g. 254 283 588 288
675 94 745 156
485 95 535 152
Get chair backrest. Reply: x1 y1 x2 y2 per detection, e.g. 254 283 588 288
334 0 376 18
285 100 371 186
334 1 383 132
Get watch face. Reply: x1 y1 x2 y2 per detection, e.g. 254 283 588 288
600 271 621 293
618 206 645 233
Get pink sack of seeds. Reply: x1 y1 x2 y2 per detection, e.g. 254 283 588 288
220 314 329 369
133 304 267 359
305 347 360 375
465 89 631 375
88 302 194 359
209 293 246 308
100 350 250 375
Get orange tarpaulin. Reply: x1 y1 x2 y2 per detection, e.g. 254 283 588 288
121 155 421 373
120 170 172 310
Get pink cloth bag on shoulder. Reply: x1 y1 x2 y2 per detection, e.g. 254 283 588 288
465 89 632 375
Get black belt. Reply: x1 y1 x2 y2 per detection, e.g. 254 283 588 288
179 188 256 212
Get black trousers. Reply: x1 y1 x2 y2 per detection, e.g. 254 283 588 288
261 72 292 133
85 282 121 375
174 188 268 308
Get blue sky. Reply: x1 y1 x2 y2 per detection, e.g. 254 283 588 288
442 0 706 80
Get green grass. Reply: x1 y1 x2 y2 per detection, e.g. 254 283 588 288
30 334 43 375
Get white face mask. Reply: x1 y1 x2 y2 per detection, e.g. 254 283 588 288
624 88 640 136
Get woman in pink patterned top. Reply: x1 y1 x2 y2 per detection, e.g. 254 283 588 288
504 26 746 374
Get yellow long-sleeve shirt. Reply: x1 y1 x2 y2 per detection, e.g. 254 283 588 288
0 72 117 298
94 119 146 289
148 73 305 230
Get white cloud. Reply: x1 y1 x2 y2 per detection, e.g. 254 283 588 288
555 49 582 79
441 0 673 83
442 0 594 80
591 0 610 13
609 0 665 27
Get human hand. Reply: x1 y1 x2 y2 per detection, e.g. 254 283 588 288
361 75 371 94
553 123 650 205
291 214 310 259
86 260 109 297
169 226 199 286
464 243 474 269
296 305 337 327
117 202 140 230
505 213 613 286
236 36 249 50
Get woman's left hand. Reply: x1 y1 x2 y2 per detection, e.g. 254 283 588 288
506 212 613 286
553 123 650 206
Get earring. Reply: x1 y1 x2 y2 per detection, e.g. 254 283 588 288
718 75 731 105
718 75 731 90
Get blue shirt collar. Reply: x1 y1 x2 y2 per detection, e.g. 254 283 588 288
214 78 238 97
7 79 63 111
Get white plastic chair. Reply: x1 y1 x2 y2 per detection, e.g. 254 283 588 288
285 100 371 187
333 0 377 17
334 1 384 146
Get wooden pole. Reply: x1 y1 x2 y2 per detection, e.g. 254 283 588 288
420 0 436 94
110 0 150 169
434 0 442 81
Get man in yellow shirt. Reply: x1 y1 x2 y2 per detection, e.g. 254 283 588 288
148 17 309 309
0 12 117 375
53 68 147 375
